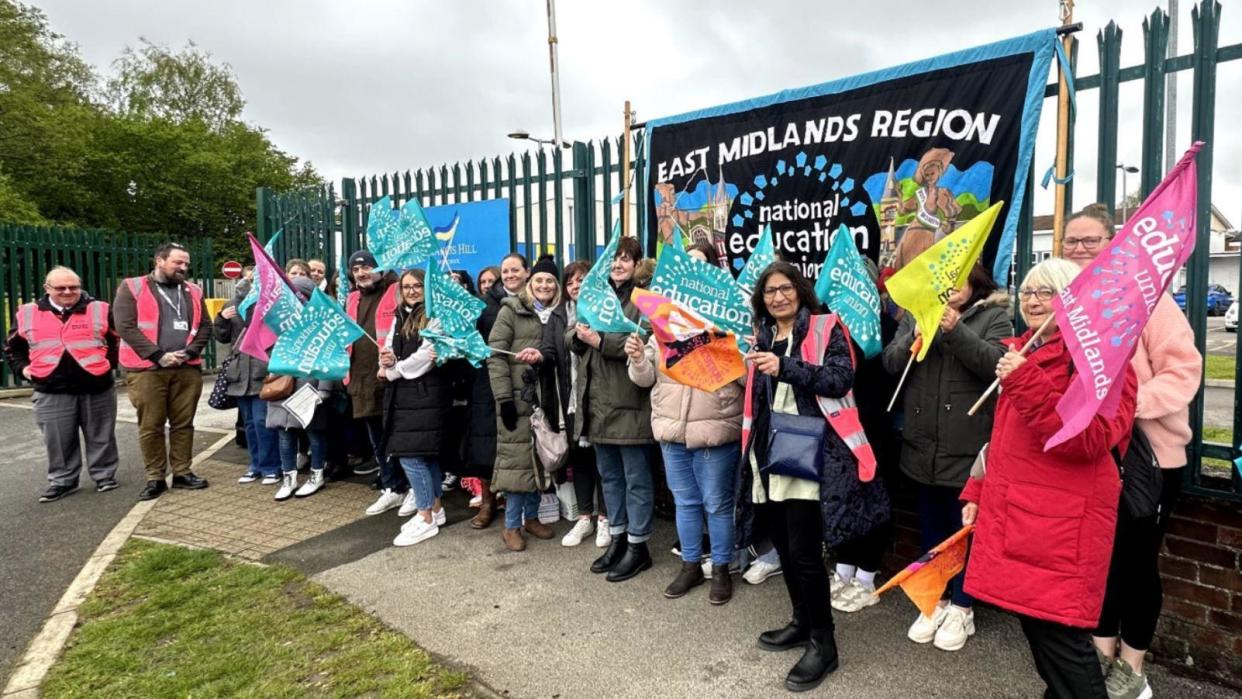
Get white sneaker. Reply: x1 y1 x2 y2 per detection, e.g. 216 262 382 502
260 474 280 486
831 579 880 613
933 606 975 651
468 494 482 508
274 472 298 501
238 471 260 484
561 518 594 547
397 491 418 517
907 602 950 644
829 571 847 599
743 559 783 585
393 517 439 546
294 471 324 498
433 508 446 526
366 489 404 516
594 518 612 548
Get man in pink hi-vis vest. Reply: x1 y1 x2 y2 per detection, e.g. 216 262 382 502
112 242 212 501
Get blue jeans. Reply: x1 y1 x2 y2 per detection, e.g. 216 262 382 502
277 428 326 474
364 415 408 493
504 491 541 529
661 441 738 566
237 396 280 477
399 456 443 512
594 444 653 543
918 484 974 608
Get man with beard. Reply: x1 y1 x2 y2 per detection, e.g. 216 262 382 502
112 242 212 501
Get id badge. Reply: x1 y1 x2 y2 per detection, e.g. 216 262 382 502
173 320 189 331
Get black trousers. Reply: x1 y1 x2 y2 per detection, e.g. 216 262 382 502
1094 466 1183 649
834 520 889 572
759 500 834 631
570 446 603 516
1018 615 1107 699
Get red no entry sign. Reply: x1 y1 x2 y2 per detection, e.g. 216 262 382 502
221 260 243 279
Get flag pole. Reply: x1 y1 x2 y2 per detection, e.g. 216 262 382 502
1050 0 1075 257
966 315 1054 416
886 336 922 413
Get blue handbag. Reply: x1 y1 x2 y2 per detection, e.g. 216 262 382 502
760 380 825 482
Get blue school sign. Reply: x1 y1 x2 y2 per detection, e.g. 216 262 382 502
424 199 511 280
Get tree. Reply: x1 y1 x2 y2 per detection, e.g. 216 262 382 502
105 40 244 132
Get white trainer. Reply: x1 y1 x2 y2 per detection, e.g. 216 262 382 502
561 518 594 547
260 474 280 486
829 571 847 600
274 472 298 501
907 602 950 644
294 471 324 498
238 471 260 484
433 508 446 526
594 518 612 548
831 579 880 613
366 489 404 516
397 491 418 517
393 517 438 546
743 559 783 585
933 606 975 651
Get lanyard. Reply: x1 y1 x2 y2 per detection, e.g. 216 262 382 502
155 284 184 321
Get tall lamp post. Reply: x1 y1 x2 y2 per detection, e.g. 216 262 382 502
1117 163 1139 222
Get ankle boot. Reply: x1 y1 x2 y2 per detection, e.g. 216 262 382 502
664 561 706 599
785 628 839 692
709 566 733 605
295 470 324 498
606 541 652 582
471 484 495 529
502 527 526 551
274 471 298 501
758 616 810 652
591 533 627 574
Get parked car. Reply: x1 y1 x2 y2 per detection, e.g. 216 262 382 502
1226 300 1238 332
1173 284 1234 315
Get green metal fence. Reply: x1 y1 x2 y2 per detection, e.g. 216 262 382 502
0 224 217 388
258 3 1238 500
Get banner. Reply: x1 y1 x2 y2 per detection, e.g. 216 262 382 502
268 288 365 380
238 229 283 319
815 225 882 359
367 195 437 273
577 225 641 333
237 233 303 361
735 224 776 301
875 525 973 617
885 202 1002 361
648 241 752 347
631 287 744 392
424 255 490 366
645 30 1054 286
1046 143 1201 450
426 199 511 280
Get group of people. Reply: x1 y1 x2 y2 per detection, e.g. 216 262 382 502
6 202 1201 697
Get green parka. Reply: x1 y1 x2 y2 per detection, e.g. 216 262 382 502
488 296 554 493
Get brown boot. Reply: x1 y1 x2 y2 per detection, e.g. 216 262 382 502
502 527 526 551
709 566 733 605
524 519 554 540
471 482 495 529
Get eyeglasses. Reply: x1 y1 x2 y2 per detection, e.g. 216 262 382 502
401 283 423 291
762 284 797 299
1063 236 1106 250
1018 287 1056 301
47 285 81 293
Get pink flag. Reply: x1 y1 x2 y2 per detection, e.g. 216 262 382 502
237 233 299 361
1046 142 1202 450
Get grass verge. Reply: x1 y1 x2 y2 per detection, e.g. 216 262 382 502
1201 425 1235 479
1206 355 1235 382
42 539 469 698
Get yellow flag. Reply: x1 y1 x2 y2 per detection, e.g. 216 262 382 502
886 202 1003 361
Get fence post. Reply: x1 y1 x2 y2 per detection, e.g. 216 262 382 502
255 187 274 243
340 178 359 262
572 141 594 261
1096 23 1122 211
1141 9 1170 197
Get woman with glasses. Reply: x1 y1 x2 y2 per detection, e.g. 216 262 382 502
737 261 885 692
879 262 1011 650
961 257 1137 698
1062 204 1202 698
378 269 450 547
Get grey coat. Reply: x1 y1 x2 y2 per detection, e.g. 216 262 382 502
265 378 341 431
212 296 268 397
881 291 1012 488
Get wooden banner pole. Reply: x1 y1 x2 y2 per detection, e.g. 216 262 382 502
966 315 1054 416
1051 0 1075 258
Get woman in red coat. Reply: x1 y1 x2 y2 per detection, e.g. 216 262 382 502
960 258 1137 699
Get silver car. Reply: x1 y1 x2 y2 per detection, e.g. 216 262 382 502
1226 300 1238 332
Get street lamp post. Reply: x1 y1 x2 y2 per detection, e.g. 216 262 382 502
1117 163 1139 222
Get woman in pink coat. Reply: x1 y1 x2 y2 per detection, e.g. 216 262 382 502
961 258 1137 699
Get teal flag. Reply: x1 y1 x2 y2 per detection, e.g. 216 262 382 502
815 226 882 359
649 243 752 349
577 225 640 333
268 288 365 380
336 245 350 307
736 224 775 299
261 282 305 337
425 255 489 366
239 229 283 319
367 195 437 273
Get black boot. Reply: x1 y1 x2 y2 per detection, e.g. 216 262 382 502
591 533 627 574
664 561 705 598
785 628 838 692
606 541 652 582
758 617 810 652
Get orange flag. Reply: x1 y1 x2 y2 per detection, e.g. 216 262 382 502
875 525 973 617
630 287 744 393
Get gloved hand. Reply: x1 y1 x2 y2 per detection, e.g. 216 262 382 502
499 400 518 431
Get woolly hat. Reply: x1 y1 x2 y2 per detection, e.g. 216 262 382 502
348 249 377 270
531 254 559 279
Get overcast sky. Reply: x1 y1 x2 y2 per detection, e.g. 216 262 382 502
36 0 1242 225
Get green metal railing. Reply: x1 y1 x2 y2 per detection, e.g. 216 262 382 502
258 2 1238 500
0 224 216 387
